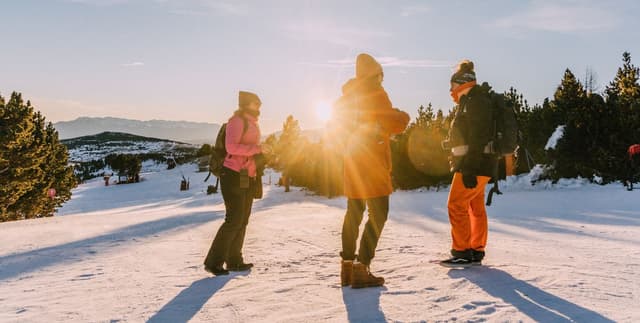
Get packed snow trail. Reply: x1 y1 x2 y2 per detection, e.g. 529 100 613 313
1 165 637 322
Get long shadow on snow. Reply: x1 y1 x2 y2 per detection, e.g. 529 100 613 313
147 273 248 323
448 267 615 323
0 210 223 281
391 189 640 245
341 286 387 323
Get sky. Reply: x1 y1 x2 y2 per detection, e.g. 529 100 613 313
1 0 640 134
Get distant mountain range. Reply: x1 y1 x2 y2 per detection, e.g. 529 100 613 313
54 117 221 144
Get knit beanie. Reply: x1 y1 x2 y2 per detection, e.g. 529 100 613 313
450 60 476 84
238 91 261 107
356 53 383 79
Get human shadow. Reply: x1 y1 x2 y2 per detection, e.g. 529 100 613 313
341 286 387 323
147 272 248 323
0 211 223 281
448 267 614 322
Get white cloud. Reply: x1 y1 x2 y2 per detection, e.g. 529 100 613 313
165 0 248 16
202 1 248 16
65 0 130 6
493 2 617 33
285 21 392 46
400 5 430 17
67 0 249 16
122 62 145 67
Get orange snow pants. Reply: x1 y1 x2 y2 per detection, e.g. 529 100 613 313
447 172 491 252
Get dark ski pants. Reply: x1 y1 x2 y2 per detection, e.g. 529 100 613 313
341 196 389 266
204 167 255 268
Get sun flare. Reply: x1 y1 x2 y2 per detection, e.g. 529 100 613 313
314 100 333 123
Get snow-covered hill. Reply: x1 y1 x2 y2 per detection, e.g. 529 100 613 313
54 117 221 144
63 132 196 162
0 166 637 322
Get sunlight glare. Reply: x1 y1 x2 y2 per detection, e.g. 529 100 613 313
314 100 333 123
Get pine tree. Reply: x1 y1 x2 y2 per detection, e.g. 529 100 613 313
0 92 76 221
549 69 591 179
275 115 302 171
604 52 640 180
0 93 40 220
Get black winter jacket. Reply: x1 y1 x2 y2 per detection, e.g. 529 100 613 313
448 83 498 177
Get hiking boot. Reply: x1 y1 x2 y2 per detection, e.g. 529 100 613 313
350 262 384 288
227 263 254 272
204 265 229 276
439 257 472 268
341 260 353 287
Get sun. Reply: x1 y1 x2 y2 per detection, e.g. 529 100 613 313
314 100 333 123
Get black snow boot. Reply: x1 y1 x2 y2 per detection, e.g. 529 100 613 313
439 257 472 268
471 250 485 266
205 265 229 276
227 263 254 272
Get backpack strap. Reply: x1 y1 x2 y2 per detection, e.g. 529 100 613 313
486 157 502 206
227 116 250 158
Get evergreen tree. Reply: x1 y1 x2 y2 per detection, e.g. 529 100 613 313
604 52 640 180
0 92 76 221
548 69 590 179
392 103 451 189
275 115 302 172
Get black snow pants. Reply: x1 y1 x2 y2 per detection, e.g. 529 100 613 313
204 167 256 268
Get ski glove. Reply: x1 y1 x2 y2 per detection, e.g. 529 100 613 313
462 173 477 189
254 153 267 174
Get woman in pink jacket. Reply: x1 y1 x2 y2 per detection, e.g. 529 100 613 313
204 91 263 275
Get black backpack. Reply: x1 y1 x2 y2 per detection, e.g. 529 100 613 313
488 91 518 157
485 88 519 206
206 117 249 179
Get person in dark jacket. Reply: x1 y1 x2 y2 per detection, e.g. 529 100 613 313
333 53 410 288
440 60 498 267
204 91 263 275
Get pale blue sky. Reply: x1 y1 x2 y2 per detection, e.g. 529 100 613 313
1 0 639 133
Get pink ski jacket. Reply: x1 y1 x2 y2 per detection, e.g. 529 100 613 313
223 113 261 177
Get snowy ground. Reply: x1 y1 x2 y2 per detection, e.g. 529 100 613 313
1 164 638 322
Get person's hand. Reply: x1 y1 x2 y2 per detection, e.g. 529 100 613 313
462 173 477 189
254 153 266 170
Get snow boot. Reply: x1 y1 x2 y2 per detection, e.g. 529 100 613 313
471 250 484 266
205 265 229 276
341 260 353 287
227 263 254 272
350 262 385 288
439 257 472 268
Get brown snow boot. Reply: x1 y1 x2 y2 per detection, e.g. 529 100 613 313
350 262 385 289
341 260 353 287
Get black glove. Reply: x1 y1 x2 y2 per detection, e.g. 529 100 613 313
254 153 266 172
462 173 477 189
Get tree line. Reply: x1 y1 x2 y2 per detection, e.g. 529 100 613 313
1 52 638 221
267 52 640 196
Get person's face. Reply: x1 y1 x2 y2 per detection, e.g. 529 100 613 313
450 82 460 103
247 101 261 112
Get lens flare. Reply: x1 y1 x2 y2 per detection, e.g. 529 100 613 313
314 100 332 122
407 128 450 176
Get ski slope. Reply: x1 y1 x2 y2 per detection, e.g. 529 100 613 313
1 165 638 322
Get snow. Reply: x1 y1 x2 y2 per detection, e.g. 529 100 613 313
545 125 566 150
1 164 638 322
67 141 187 162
